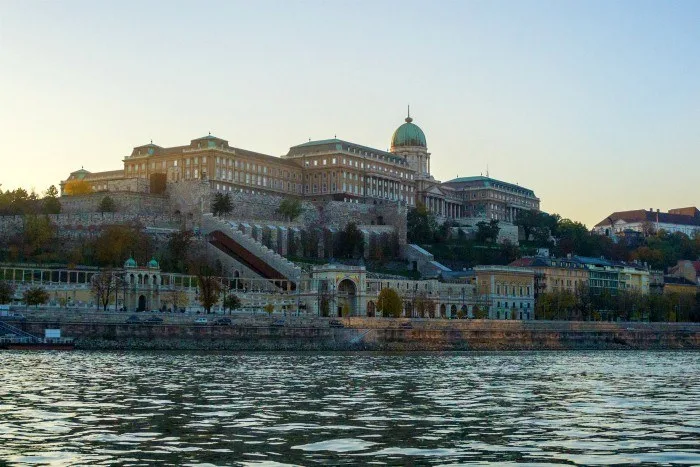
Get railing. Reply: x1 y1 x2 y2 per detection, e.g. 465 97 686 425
0 321 41 342
202 215 301 282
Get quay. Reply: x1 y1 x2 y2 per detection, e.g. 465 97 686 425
3 309 700 351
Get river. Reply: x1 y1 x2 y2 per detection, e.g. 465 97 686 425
0 351 699 466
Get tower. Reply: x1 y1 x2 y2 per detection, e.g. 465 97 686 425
390 108 431 180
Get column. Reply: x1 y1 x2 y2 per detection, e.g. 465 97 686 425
279 227 288 256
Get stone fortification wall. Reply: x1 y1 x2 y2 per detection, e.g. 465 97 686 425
60 192 167 215
217 189 407 244
0 213 180 237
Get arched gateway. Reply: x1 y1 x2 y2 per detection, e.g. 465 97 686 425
336 279 357 317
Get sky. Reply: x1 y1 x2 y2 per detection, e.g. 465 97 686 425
1 0 699 228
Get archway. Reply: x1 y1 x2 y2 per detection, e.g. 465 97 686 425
439 303 447 318
366 301 376 317
450 304 457 318
337 279 357 317
137 295 146 312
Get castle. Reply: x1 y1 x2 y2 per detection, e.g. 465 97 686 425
46 113 542 318
61 112 540 225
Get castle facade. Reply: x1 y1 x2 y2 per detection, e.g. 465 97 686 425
61 113 540 223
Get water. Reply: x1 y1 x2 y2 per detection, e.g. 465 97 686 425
0 351 699 466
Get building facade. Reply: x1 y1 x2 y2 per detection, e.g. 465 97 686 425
61 113 539 223
510 255 650 299
594 207 700 238
473 266 536 320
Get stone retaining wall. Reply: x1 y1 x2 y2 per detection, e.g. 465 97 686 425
14 311 700 351
60 192 168 215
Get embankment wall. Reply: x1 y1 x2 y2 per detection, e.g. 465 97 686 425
15 313 700 351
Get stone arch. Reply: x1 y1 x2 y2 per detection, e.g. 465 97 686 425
366 301 376 317
337 279 357 317
450 304 457 318
439 303 447 318
137 295 146 312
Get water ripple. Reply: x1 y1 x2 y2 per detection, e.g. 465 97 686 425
0 350 698 465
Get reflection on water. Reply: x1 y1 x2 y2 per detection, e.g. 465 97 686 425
0 351 699 465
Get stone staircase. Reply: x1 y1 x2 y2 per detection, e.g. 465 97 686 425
201 214 302 283
402 244 452 278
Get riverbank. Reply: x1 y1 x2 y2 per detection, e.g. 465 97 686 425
5 309 700 351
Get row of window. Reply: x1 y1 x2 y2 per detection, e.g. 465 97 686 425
496 301 532 309
495 285 532 297
303 157 413 180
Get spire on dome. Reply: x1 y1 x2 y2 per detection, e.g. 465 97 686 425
406 104 413 123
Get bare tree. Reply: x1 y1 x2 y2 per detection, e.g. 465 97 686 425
92 269 116 311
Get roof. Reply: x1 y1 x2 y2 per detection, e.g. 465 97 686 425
510 255 649 271
391 116 427 148
287 138 407 165
442 176 537 197
594 209 700 228
664 276 697 286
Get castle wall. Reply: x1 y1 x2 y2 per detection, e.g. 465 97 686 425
60 192 167 215
0 213 180 238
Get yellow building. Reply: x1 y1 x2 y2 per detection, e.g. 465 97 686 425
474 266 535 320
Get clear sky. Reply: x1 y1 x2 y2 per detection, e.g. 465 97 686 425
1 0 698 227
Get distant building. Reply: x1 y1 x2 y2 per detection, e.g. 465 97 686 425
510 256 589 298
510 255 650 298
473 265 535 320
667 260 700 286
662 276 697 297
593 207 700 238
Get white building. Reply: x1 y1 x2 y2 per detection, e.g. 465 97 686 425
593 207 700 238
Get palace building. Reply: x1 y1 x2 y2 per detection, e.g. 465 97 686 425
61 112 540 222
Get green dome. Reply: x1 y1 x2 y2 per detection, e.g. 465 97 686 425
124 257 137 268
147 258 159 269
391 116 426 149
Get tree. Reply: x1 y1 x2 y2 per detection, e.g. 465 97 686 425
23 286 49 308
91 269 116 311
212 192 233 217
473 305 488 319
337 222 364 259
164 230 194 273
264 303 275 318
407 201 437 243
93 225 152 267
189 256 222 314
0 281 15 304
99 195 116 213
22 215 57 261
42 185 61 214
223 294 241 314
277 198 303 222
476 219 500 243
413 293 436 318
377 287 402 318
63 180 93 196
163 290 189 312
